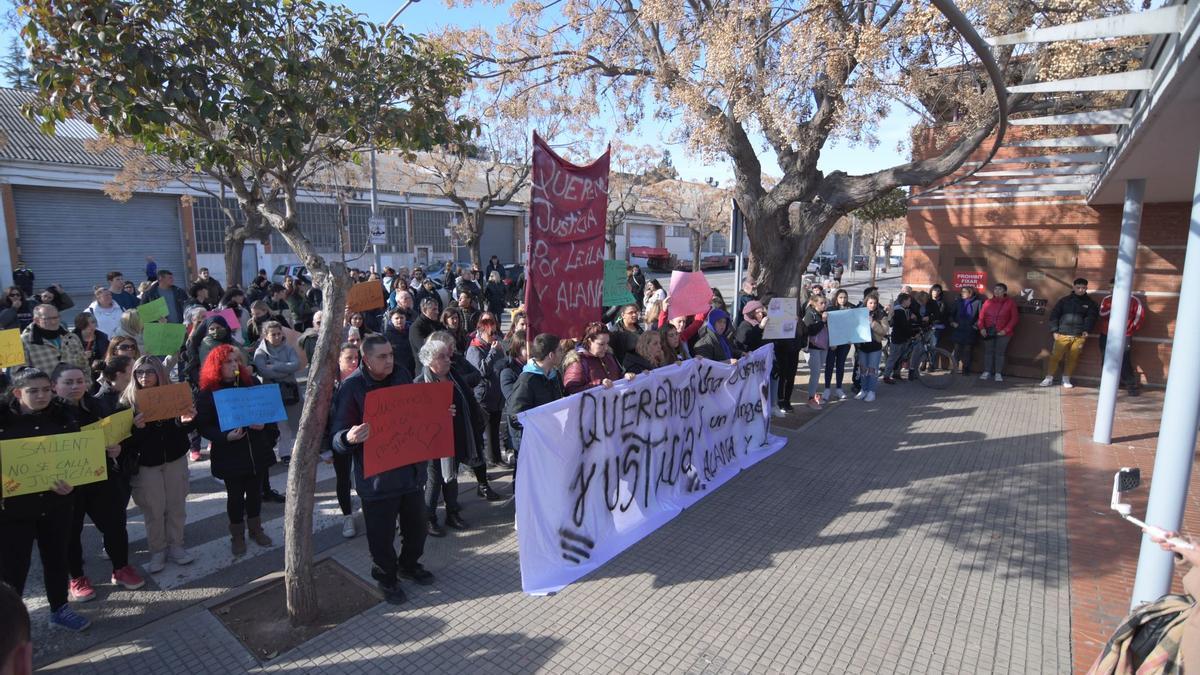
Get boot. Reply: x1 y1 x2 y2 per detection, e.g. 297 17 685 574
474 465 504 501
247 516 273 547
229 522 247 556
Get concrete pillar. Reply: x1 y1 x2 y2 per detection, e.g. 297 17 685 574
1130 150 1200 607
1093 179 1144 444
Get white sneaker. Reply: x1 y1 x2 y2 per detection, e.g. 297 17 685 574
167 546 194 565
1039 376 1054 387
864 391 876 402
822 388 831 402
772 408 787 418
342 515 357 538
1062 376 1074 389
854 391 867 400
147 551 167 574
835 388 847 400
979 372 991 380
994 373 1003 382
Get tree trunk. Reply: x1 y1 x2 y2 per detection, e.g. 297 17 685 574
747 209 829 299
606 228 617 258
282 258 348 626
692 232 702 272
223 232 247 289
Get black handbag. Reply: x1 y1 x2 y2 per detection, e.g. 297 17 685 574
277 380 301 405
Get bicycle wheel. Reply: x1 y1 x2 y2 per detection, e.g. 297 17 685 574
917 347 956 389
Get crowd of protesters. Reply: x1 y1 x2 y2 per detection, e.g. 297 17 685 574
0 256 1147 624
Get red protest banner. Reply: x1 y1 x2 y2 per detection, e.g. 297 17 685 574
362 382 454 478
524 132 610 339
953 270 988 291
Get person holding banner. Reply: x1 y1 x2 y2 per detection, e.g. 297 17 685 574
853 294 889 402
622 330 666 375
563 323 628 395
196 345 279 556
0 368 90 631
330 335 432 604
823 290 854 401
950 286 983 375
734 301 767 353
51 364 144 601
693 309 744 364
504 333 565 464
124 356 197 572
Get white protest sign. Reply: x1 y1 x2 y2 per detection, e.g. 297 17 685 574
762 297 798 340
827 307 871 346
515 344 787 595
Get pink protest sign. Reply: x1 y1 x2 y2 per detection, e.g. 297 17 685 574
524 132 610 340
667 270 714 319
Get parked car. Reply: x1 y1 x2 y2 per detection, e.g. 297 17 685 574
271 264 308 284
674 254 735 271
889 256 903 268
853 255 869 271
502 263 525 307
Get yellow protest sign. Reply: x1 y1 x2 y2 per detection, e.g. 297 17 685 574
0 328 25 368
1 429 107 498
82 409 135 448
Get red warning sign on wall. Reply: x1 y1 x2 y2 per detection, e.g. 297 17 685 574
952 270 988 291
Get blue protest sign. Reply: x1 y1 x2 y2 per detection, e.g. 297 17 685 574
212 384 288 432
827 307 872 346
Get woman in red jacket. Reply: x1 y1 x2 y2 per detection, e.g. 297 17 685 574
562 322 627 395
976 282 1018 382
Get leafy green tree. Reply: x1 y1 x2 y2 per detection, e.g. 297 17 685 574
21 0 471 625
852 189 908 286
0 37 32 89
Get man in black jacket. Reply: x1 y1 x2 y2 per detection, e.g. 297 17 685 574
1040 278 1099 389
409 298 444 358
330 335 430 604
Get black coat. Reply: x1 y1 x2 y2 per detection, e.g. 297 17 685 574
382 321 416 377
1049 293 1099 336
330 361 424 500
415 367 485 464
196 386 279 481
609 323 642 365
496 355 524 399
503 368 564 452
0 399 80 521
622 351 656 375
128 414 195 468
409 315 443 358
733 320 764 352
693 325 743 361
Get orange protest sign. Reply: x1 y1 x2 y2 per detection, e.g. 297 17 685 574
137 382 194 423
362 382 453 478
346 281 386 313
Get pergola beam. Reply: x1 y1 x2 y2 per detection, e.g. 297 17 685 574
1009 70 1154 94
953 176 1096 186
968 151 1109 165
1010 109 1135 126
974 165 1103 176
1007 134 1118 148
986 6 1185 45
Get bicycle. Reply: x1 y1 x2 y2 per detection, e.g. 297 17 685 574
880 325 956 390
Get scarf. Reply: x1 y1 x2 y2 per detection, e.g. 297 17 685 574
704 308 733 360
31 324 67 346
522 359 558 380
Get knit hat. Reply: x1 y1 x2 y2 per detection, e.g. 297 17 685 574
742 300 764 317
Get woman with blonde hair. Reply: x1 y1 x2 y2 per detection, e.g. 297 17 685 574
623 330 665 375
113 309 145 349
105 334 141 362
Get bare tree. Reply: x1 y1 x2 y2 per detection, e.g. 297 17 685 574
648 179 731 271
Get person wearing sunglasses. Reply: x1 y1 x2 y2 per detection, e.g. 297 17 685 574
104 337 141 362
0 287 35 331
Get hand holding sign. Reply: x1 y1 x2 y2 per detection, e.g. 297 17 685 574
138 297 169 324
1 429 107 498
212 384 288 432
0 329 25 368
138 383 194 423
362 382 453 478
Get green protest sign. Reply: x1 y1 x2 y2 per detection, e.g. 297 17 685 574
137 297 168 323
602 260 636 306
144 322 187 356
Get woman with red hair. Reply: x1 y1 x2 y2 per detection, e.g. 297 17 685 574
194 344 280 555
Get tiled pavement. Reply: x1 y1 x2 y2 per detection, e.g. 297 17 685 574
44 375 1074 674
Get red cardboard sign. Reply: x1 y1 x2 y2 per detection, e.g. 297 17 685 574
524 132 610 339
362 382 454 478
953 270 988 291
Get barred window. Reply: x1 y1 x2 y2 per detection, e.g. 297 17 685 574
411 209 453 253
192 196 243 254
270 201 344 253
703 232 728 253
669 225 691 238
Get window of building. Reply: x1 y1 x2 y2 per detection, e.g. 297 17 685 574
703 232 728 254
411 209 453 254
669 225 691 238
269 201 344 253
191 196 242 254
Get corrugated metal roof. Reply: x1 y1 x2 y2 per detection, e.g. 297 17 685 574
0 87 131 169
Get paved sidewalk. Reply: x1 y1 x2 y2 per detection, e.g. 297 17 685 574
46 376 1071 674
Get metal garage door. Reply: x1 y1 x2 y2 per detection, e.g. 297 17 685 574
13 186 186 312
455 214 516 266
629 224 657 248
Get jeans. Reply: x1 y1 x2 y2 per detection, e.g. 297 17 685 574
806 349 827 398
884 340 909 377
982 335 1011 374
858 350 882 393
1098 333 1137 387
333 450 354 516
130 456 189 555
824 344 851 388
425 458 462 521
1 506 72 611
1046 334 1087 377
224 472 265 524
361 490 428 582
952 342 975 374
70 477 130 575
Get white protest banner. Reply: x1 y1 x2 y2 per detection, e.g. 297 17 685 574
762 297 798 340
827 307 871 346
515 344 787 595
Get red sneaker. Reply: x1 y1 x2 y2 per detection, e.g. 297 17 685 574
189 449 202 462
69 576 96 602
111 565 146 590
